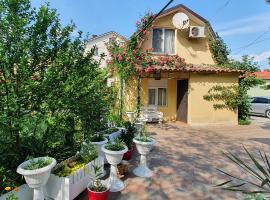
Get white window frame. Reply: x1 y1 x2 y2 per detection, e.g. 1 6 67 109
148 87 167 107
151 28 176 55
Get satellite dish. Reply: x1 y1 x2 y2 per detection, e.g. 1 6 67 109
172 12 189 30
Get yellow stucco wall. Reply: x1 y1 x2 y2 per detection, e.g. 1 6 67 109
141 10 216 65
188 73 239 125
125 73 239 125
123 8 239 125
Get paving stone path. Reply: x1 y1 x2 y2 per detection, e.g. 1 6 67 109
77 119 270 200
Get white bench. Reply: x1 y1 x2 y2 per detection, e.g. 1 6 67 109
139 106 163 123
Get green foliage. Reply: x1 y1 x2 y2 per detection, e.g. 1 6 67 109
244 194 267 200
23 157 52 170
216 146 270 195
208 35 265 122
104 138 125 151
79 142 98 163
0 0 111 190
135 125 152 142
88 133 106 143
88 162 107 192
239 118 251 125
209 34 230 65
120 122 136 149
99 127 119 136
5 193 18 200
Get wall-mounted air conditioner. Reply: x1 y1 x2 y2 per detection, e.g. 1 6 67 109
189 26 205 38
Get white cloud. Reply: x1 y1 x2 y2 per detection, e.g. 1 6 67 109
230 51 270 68
216 13 270 37
252 51 270 62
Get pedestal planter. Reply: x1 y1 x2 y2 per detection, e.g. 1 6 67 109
91 138 108 176
102 145 128 192
126 111 135 122
45 157 102 200
133 138 156 178
87 180 109 200
17 157 56 200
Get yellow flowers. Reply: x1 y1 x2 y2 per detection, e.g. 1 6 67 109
4 186 11 191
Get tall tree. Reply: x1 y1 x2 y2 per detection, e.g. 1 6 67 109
0 0 110 187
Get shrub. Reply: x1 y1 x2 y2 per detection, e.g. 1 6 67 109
104 138 125 151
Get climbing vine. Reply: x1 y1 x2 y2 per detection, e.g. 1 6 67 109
107 12 186 117
207 35 265 123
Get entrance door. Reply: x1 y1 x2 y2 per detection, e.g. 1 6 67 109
177 79 188 122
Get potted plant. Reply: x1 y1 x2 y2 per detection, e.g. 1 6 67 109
101 138 127 192
45 142 100 200
17 157 56 200
121 122 136 160
88 133 108 176
133 128 155 178
87 163 109 200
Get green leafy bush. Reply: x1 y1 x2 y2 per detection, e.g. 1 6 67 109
120 122 136 149
79 142 98 163
88 133 106 143
0 0 112 190
104 138 125 151
23 157 53 170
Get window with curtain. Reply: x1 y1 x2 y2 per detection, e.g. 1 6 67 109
158 88 167 106
148 89 156 105
148 88 167 106
152 28 175 54
152 29 163 53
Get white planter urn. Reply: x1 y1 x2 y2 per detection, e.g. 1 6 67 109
91 138 108 176
126 111 135 122
102 145 128 192
133 138 155 177
17 157 56 200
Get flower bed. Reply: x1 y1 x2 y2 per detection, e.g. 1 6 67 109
45 156 102 200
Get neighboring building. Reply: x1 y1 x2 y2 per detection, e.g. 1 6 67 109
124 4 242 125
248 70 270 97
85 31 126 68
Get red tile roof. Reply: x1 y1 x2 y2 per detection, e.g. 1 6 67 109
253 71 270 79
152 64 244 74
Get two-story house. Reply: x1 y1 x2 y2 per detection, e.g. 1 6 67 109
85 31 126 68
124 4 242 125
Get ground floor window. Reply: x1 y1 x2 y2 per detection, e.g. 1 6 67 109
148 88 167 106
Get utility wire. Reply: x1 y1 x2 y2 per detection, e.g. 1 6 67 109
135 0 174 38
210 0 231 20
233 27 270 54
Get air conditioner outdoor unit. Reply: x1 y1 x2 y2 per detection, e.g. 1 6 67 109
189 26 205 38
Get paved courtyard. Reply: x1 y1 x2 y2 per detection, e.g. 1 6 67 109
77 117 270 200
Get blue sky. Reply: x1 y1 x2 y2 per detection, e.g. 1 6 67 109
31 0 270 69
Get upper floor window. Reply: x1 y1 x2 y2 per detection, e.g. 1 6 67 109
152 28 175 54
